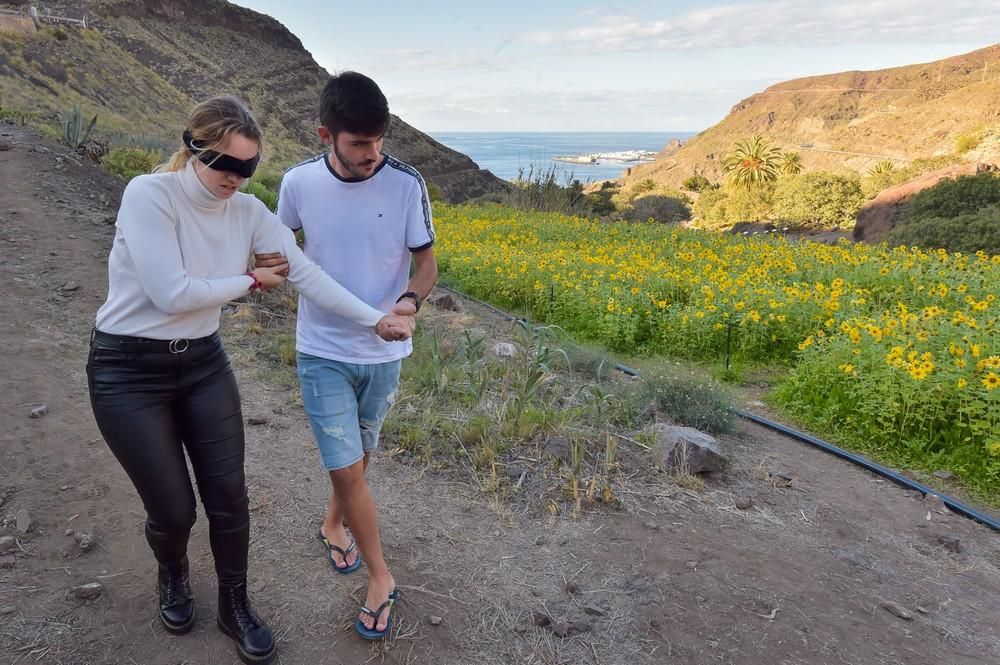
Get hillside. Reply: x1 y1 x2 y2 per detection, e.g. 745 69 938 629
0 0 506 201
623 43 1000 190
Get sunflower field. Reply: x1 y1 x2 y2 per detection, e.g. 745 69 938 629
434 204 1000 495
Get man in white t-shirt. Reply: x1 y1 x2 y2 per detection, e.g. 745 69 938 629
257 72 437 640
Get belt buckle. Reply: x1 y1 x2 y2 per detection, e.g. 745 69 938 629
168 338 190 354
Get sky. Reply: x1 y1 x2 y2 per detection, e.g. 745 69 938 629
230 0 999 133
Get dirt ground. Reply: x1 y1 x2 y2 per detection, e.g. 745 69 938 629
1 124 998 665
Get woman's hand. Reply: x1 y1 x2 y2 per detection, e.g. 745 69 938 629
375 314 415 341
251 264 289 290
255 252 290 277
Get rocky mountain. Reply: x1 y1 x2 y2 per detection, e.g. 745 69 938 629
0 0 506 201
622 43 1000 191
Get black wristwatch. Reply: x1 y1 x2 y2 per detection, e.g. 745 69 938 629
396 291 421 312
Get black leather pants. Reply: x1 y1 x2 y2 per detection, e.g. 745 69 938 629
86 330 250 585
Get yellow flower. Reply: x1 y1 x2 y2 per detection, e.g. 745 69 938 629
798 336 814 351
970 344 982 358
957 378 968 389
839 363 855 374
983 373 1000 391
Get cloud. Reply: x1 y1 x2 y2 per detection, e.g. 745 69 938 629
361 48 510 72
523 0 1000 53
389 83 770 131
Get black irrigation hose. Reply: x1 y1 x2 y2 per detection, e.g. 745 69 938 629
435 283 999 533
735 410 1000 533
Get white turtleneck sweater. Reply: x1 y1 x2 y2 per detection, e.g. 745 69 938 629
95 160 384 339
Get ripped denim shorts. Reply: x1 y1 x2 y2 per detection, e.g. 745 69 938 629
296 352 402 471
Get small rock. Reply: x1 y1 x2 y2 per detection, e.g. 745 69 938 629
932 470 954 481
29 404 48 419
246 416 269 426
643 520 659 531
532 611 551 627
551 621 571 637
0 536 15 554
735 496 753 510
60 281 79 292
650 423 727 474
0 142 9 151
565 581 580 595
70 582 103 601
64 528 74 536
938 535 962 553
916 606 930 614
0 556 15 569
924 494 950 515
427 292 464 312
492 342 517 358
73 530 94 552
0 606 15 616
59 485 71 491
583 603 607 616
881 601 913 621
542 436 572 464
534 536 546 546
428 615 443 626
67 234 78 240
15 510 32 534
570 619 591 634
649 618 661 628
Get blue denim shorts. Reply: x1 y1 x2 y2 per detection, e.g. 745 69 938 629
296 352 402 471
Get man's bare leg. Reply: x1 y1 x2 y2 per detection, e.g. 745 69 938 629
328 458 395 632
320 452 371 569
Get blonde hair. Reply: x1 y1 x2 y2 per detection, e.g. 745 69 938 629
159 95 262 172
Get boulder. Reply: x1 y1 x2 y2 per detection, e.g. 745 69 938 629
853 163 988 243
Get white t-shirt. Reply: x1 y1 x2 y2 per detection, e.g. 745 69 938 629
278 153 434 364
95 160 384 339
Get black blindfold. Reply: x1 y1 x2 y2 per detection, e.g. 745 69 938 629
183 130 260 179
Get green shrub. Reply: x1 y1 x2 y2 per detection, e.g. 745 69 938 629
425 180 444 202
631 367 735 434
242 181 278 212
682 173 714 192
698 185 774 227
501 164 589 214
905 172 1000 222
955 132 982 155
862 155 963 199
692 187 727 223
584 181 619 216
101 146 161 181
624 194 691 223
886 206 1000 254
772 171 865 229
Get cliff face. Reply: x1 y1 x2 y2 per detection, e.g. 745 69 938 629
622 43 1000 191
0 0 507 201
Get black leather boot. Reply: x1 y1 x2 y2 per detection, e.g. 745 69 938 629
157 558 194 634
217 581 276 665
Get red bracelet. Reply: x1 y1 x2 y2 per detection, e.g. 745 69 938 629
245 271 262 293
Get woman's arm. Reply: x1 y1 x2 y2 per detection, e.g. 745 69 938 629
251 209 385 328
117 177 253 315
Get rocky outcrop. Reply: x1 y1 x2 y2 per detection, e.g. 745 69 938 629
0 0 506 202
853 163 987 243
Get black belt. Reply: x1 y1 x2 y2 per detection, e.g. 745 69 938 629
91 329 220 354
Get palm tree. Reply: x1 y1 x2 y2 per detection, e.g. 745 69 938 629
723 135 780 189
778 151 803 175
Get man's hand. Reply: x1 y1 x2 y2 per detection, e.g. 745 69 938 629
375 314 415 341
391 299 417 316
255 252 289 277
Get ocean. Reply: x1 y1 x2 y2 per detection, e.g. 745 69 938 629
428 132 698 183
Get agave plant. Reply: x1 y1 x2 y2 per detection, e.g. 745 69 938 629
723 135 780 189
778 151 803 175
868 159 896 177
59 105 97 150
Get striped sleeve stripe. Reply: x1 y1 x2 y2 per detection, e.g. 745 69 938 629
385 156 434 242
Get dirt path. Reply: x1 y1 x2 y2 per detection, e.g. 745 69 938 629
1 125 998 665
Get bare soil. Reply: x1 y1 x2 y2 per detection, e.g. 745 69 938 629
1 124 998 665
